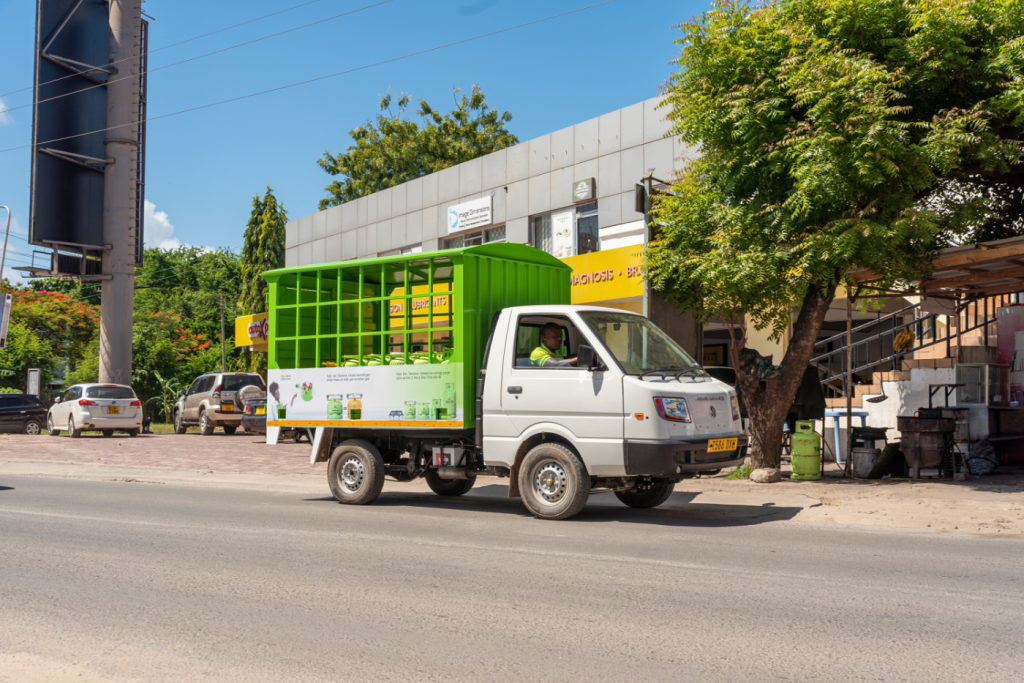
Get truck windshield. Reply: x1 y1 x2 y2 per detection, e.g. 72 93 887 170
579 311 702 375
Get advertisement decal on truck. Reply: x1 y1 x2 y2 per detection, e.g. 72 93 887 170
267 364 464 428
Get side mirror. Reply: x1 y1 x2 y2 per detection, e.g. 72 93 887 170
577 344 597 370
53 397 61 404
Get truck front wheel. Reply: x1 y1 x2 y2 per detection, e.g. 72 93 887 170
424 470 476 496
614 480 675 509
518 443 589 520
328 440 385 505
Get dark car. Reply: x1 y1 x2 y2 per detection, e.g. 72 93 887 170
241 396 267 434
0 394 48 434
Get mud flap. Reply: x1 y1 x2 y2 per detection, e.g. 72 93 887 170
310 427 335 464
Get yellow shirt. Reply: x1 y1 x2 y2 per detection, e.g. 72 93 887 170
530 345 565 366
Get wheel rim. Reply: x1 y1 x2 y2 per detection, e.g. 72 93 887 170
201 413 208 431
68 417 75 432
47 416 54 432
533 460 568 504
26 422 40 435
338 455 365 492
174 412 181 430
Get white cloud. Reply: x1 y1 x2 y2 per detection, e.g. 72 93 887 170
0 98 11 126
143 199 183 250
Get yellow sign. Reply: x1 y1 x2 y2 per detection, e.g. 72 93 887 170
388 284 451 329
561 245 644 304
235 312 269 350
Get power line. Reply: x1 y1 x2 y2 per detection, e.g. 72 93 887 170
4 0 394 115
0 0 618 155
0 0 334 100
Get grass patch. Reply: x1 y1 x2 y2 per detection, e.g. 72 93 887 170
725 464 753 480
149 422 176 434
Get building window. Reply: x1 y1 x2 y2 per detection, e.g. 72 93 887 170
530 202 599 258
442 225 505 249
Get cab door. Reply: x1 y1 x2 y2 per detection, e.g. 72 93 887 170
499 313 625 476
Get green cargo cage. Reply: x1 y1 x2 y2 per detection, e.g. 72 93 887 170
262 243 571 427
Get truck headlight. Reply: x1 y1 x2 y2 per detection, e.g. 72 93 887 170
654 396 690 423
730 394 740 421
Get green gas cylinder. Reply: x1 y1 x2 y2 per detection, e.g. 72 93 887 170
790 420 821 480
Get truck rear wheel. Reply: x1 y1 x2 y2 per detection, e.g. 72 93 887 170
518 442 589 520
614 480 675 509
424 470 476 496
328 440 385 505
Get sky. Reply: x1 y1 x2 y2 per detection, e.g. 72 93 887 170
0 0 709 281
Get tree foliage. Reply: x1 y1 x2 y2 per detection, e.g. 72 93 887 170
317 85 517 208
650 0 1024 468
238 188 286 372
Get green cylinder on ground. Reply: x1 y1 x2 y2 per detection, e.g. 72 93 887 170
790 420 821 481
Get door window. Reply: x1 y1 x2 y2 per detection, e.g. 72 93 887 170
63 387 81 402
513 316 581 369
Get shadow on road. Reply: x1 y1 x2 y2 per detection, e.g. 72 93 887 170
0 486 13 492
306 484 802 528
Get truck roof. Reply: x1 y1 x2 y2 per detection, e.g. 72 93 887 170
263 242 569 279
508 304 644 316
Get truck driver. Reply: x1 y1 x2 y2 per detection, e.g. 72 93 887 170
530 323 578 367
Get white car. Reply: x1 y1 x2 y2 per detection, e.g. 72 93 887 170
47 383 143 438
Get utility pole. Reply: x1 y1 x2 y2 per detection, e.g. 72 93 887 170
98 0 142 384
220 293 227 372
0 205 11 284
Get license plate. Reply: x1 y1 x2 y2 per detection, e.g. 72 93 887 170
707 437 738 453
255 406 265 415
221 403 234 412
107 406 120 415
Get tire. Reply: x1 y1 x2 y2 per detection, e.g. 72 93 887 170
327 440 386 505
47 414 60 437
424 469 476 496
68 416 82 439
222 425 237 435
102 430 114 437
614 480 675 509
173 410 187 434
517 442 590 520
24 419 42 436
199 410 214 436
128 429 139 437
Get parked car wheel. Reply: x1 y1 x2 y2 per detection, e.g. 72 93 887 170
223 425 237 435
173 409 187 434
424 469 476 496
102 430 114 437
614 480 675 509
128 429 139 437
47 414 60 437
23 419 42 435
68 416 82 438
328 440 385 505
517 442 590 520
199 410 214 436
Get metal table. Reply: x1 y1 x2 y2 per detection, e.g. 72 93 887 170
824 408 869 465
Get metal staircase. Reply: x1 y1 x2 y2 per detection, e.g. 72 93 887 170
811 293 1019 406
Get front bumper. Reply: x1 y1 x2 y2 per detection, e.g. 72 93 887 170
624 434 748 477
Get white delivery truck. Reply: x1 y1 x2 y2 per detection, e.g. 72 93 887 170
265 245 746 520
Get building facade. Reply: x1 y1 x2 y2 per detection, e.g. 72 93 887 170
284 96 701 352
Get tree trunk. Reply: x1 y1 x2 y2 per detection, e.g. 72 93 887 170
733 282 838 470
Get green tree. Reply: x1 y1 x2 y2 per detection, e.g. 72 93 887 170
239 188 286 372
649 0 1024 471
0 321 57 392
317 85 517 208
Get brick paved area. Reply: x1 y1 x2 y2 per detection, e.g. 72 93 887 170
0 432 322 477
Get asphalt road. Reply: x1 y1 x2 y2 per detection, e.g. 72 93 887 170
1 475 1021 682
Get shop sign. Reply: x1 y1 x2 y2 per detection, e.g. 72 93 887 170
387 284 451 328
235 313 269 350
572 178 595 202
447 195 492 234
561 244 644 304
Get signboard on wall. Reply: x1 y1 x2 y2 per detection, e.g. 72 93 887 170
572 178 595 202
561 245 644 304
550 209 575 259
447 196 492 234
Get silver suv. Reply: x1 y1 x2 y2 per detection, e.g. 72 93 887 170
173 372 266 435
